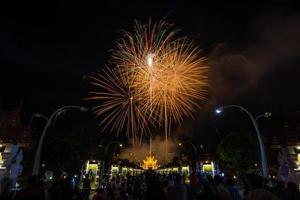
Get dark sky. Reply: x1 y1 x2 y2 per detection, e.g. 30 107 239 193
1 0 300 141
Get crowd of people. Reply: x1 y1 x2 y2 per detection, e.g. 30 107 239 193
0 170 300 200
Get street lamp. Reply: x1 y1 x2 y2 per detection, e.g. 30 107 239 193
32 105 88 175
215 105 270 177
215 109 222 114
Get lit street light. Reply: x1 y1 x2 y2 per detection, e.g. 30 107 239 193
32 105 88 175
215 105 270 177
215 109 222 114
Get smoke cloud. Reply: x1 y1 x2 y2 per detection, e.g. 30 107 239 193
119 136 180 164
209 14 300 104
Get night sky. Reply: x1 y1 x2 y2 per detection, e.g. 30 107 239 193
1 0 300 142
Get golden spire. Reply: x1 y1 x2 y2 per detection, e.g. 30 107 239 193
140 137 159 170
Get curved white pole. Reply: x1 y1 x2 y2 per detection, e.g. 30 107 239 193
32 105 87 175
218 105 268 178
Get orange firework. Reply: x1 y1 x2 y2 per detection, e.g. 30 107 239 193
87 67 151 143
134 39 208 125
111 19 177 76
88 19 208 152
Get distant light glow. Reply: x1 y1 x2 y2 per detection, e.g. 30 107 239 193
215 108 222 114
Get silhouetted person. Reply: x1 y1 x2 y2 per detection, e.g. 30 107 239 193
13 175 47 200
82 176 91 200
93 188 108 200
214 175 230 200
167 175 187 200
227 178 242 200
287 182 300 200
244 174 278 200
0 176 13 200
271 180 289 199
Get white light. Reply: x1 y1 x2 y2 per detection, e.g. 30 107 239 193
0 144 2 148
215 109 222 114
265 112 272 117
297 146 300 150
147 53 154 67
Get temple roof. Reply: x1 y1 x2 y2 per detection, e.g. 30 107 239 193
140 154 159 170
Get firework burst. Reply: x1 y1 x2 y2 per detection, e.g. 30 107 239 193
134 39 208 125
87 19 208 151
87 67 152 143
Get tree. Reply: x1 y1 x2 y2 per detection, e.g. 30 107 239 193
217 132 259 172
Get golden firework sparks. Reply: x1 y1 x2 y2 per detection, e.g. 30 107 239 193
135 39 208 125
87 19 208 152
87 67 152 143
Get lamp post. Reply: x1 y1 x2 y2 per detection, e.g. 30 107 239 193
32 105 88 175
98 142 123 186
215 105 271 177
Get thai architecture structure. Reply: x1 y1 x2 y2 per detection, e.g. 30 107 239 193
141 154 159 170
0 109 30 186
140 137 159 170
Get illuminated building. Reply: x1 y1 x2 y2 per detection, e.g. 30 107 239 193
201 161 216 177
140 154 159 170
0 109 31 176
269 111 300 173
84 160 101 189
